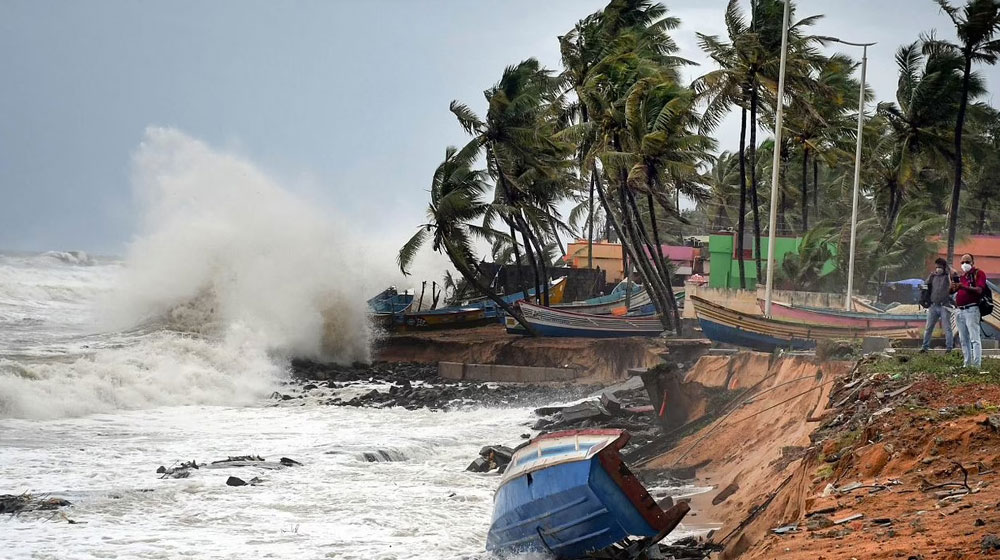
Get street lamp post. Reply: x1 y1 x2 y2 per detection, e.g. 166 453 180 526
818 37 876 310
763 0 790 318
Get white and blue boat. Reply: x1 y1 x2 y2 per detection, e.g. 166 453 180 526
486 429 688 558
506 301 668 338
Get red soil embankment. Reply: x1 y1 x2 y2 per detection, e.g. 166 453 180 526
734 373 1000 559
640 352 853 556
374 325 709 382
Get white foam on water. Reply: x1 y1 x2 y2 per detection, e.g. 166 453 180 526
0 127 397 419
0 403 704 559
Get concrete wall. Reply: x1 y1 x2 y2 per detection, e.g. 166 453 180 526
682 283 851 319
438 361 582 383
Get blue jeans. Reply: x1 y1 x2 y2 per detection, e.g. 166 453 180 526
921 303 954 351
957 306 982 368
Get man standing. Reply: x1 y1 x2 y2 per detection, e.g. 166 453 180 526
954 253 987 368
920 257 954 352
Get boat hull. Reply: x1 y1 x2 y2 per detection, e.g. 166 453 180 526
509 302 666 338
486 430 687 558
691 296 923 351
698 316 816 352
763 299 927 329
400 308 490 330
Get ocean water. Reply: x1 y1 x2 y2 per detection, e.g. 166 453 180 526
0 129 703 559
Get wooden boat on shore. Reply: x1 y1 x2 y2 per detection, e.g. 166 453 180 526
554 286 655 316
486 429 689 558
366 288 414 328
467 276 568 319
692 296 922 352
401 307 489 330
398 277 567 331
506 301 668 338
761 299 928 329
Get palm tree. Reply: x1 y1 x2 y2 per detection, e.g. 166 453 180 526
696 0 821 287
397 145 537 335
785 53 859 231
619 77 715 331
877 41 972 227
925 0 1000 263
702 151 741 230
451 58 571 305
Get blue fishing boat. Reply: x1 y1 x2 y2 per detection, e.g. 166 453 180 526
486 429 689 558
367 287 414 328
464 276 567 320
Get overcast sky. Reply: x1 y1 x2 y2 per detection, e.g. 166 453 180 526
2 0 999 256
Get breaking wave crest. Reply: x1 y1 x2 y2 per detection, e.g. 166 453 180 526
0 127 379 419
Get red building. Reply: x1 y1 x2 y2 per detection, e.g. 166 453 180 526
934 235 1000 279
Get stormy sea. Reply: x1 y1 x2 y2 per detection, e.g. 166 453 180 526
0 129 701 559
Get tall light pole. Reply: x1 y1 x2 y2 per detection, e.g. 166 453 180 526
762 0 791 318
818 37 876 310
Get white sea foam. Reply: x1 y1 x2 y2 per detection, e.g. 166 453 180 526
0 127 398 419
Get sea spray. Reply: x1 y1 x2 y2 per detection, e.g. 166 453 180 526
109 126 374 361
0 127 391 418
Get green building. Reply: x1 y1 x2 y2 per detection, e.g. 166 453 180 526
707 233 833 289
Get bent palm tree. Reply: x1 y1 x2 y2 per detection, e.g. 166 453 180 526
397 144 537 335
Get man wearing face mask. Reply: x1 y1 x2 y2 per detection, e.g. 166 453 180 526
954 253 987 368
920 257 955 353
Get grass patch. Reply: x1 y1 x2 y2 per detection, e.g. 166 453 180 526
814 463 834 480
862 352 1000 385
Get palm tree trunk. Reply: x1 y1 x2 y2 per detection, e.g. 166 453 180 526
543 206 566 258
647 190 682 334
431 282 440 310
588 173 596 268
947 53 973 264
417 281 426 312
622 186 673 329
623 186 675 328
750 84 763 284
812 158 819 216
602 165 670 326
507 221 529 299
737 105 748 290
522 219 551 306
443 240 538 336
887 179 900 228
518 226 542 305
801 147 809 231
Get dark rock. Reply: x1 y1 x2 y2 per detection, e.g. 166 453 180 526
559 400 611 424
532 417 555 430
600 391 623 414
466 457 491 473
156 466 166 474
983 534 1000 552
279 457 302 467
281 394 294 401
984 415 1000 432
226 476 247 487
977 518 987 527
303 384 318 391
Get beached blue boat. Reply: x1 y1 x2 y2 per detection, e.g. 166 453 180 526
486 429 688 558
462 276 567 320
367 288 414 328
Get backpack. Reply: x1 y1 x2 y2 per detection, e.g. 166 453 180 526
979 289 994 318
